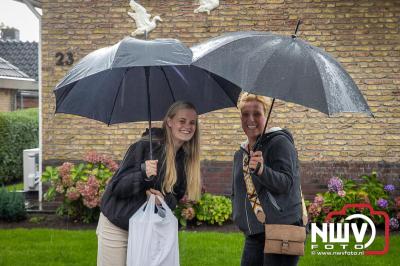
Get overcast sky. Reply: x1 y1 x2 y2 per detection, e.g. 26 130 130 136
0 0 40 42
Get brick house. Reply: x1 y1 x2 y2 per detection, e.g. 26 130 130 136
40 0 400 199
0 27 39 111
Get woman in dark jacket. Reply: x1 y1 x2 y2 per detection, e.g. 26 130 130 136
97 101 201 266
232 93 303 266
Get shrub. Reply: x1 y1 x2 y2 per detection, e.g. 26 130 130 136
174 195 197 227
0 187 26 222
308 172 399 230
0 108 38 185
194 193 232 226
41 151 118 223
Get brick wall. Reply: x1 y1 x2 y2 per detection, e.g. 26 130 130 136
0 89 14 112
41 0 400 196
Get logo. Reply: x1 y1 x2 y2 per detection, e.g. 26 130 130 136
310 204 390 256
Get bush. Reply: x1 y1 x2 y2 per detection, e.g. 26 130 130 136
41 151 118 223
0 108 38 185
307 172 399 230
0 187 27 222
195 193 232 226
175 193 232 227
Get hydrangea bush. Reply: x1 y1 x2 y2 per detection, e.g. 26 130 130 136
42 151 118 223
174 192 232 227
307 172 399 231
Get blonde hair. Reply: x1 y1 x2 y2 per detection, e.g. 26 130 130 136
237 92 272 115
161 101 201 201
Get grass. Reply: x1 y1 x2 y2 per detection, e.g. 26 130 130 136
0 229 398 266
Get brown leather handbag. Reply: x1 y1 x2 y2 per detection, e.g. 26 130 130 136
263 190 307 256
264 223 306 256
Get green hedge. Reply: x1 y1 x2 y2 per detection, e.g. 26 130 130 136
0 108 38 185
0 187 26 221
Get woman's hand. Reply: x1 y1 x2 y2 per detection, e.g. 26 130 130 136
249 151 264 176
146 188 164 205
145 160 158 178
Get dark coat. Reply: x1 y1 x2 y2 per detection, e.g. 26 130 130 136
100 128 187 230
231 129 302 236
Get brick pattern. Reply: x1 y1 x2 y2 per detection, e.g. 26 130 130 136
0 89 14 112
202 160 400 199
41 1 400 194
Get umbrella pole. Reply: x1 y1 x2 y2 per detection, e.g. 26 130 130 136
252 98 275 152
263 98 275 135
145 66 153 160
250 98 275 174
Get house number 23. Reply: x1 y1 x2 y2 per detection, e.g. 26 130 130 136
55 52 74 66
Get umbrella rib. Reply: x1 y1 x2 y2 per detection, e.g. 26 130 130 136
205 70 239 107
160 66 176 102
107 68 128 125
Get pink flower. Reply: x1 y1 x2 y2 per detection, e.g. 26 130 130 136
76 176 101 209
62 174 74 188
66 187 80 201
84 151 119 172
84 151 102 164
308 203 321 219
395 197 400 208
103 158 119 172
83 197 100 208
182 207 195 220
59 162 74 178
338 190 346 198
314 195 324 205
56 183 64 194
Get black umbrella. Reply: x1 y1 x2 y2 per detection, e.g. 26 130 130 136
192 23 373 172
191 26 372 118
54 37 241 159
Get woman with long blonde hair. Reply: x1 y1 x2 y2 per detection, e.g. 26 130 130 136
97 101 201 266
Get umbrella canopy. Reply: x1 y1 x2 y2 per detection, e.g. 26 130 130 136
191 31 372 116
54 37 241 125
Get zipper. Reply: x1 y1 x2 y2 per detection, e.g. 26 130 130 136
244 196 252 235
267 191 282 212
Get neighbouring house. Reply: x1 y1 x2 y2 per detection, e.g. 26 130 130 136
0 27 38 111
40 0 399 198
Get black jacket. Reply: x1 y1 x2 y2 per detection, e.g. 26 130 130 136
100 128 187 230
231 129 302 236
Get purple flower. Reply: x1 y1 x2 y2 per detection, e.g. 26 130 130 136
384 184 395 192
328 177 343 193
377 198 388 208
389 218 399 231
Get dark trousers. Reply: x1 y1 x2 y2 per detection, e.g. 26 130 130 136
240 233 299 266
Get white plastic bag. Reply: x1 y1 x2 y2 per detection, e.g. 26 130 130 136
127 194 179 266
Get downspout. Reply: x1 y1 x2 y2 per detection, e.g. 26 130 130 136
21 0 42 210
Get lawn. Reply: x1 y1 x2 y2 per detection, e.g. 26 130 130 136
0 229 398 265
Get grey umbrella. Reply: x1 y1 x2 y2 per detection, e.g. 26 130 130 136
191 30 372 117
192 25 373 173
54 37 241 159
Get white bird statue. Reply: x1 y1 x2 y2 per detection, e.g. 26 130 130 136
127 0 162 37
194 0 219 15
